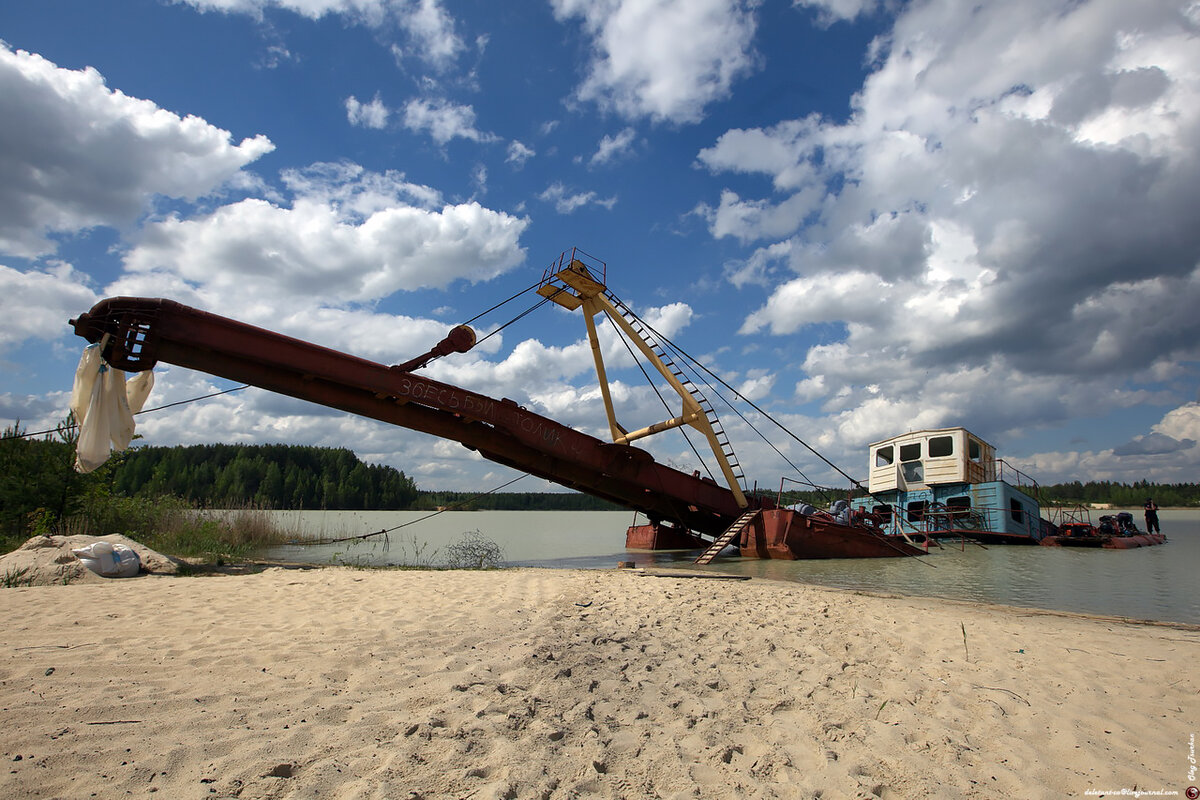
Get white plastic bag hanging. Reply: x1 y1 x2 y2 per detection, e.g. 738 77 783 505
69 345 102 420
126 370 154 415
71 344 154 473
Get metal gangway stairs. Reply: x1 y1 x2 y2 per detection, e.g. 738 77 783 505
695 509 760 564
602 289 748 495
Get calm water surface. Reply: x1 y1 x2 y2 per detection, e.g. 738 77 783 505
257 509 1199 625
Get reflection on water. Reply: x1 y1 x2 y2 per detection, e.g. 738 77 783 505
256 509 1199 625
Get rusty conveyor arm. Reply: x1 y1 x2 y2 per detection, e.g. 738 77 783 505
70 297 754 535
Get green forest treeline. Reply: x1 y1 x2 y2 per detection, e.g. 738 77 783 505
112 443 422 510
108 443 622 511
112 443 1200 510
796 480 1200 509
1 431 622 545
1035 480 1199 508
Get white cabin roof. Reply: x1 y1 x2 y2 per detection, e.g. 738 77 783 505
867 426 992 451
866 427 996 492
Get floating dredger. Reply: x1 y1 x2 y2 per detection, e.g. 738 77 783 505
70 249 923 561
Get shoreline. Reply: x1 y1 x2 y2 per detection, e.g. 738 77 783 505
173 558 1200 629
641 565 1200 631
2 567 1196 799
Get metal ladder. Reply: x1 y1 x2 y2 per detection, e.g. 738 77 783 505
603 290 747 493
694 510 760 564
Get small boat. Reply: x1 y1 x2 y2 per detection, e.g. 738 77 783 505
849 427 1056 545
1041 510 1167 549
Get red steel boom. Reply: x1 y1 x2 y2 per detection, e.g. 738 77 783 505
70 297 766 536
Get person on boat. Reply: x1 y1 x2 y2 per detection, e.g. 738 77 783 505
1143 498 1160 534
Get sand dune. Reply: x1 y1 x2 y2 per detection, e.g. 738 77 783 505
1 567 1196 799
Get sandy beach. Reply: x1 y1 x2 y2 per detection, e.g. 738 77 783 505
1 566 1196 799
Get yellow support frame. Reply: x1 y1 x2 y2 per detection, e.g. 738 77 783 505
538 260 748 508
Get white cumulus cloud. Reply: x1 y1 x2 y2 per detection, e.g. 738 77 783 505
99 161 530 360
402 97 497 146
345 94 390 129
175 0 465 69
589 127 638 166
539 182 618 214
116 189 527 305
0 262 99 347
550 0 760 123
698 0 1200 469
506 140 535 168
0 44 273 257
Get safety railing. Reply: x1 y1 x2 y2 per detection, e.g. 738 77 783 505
539 247 607 291
994 458 1041 494
870 503 1042 540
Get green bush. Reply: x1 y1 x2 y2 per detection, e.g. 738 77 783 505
62 494 293 561
442 530 505 570
2 421 292 562
1 420 83 550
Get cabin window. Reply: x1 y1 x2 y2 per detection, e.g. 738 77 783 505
906 500 928 522
929 436 953 458
872 505 892 524
901 461 924 482
968 438 983 461
1009 499 1024 523
899 443 921 461
875 445 894 467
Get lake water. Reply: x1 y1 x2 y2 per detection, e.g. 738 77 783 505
256 508 1200 625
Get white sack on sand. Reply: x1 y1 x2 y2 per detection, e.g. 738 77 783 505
0 534 177 585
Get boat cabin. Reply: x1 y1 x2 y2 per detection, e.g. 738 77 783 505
853 427 1052 543
866 428 995 493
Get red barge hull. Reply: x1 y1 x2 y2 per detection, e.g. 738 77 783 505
744 510 924 559
626 523 707 550
629 509 924 559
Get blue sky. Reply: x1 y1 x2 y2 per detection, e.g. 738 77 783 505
2 0 1199 494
